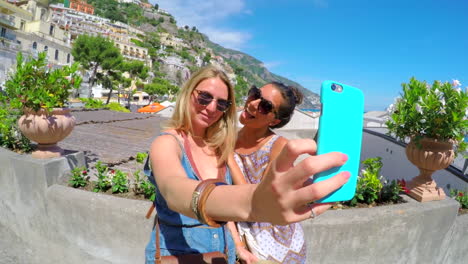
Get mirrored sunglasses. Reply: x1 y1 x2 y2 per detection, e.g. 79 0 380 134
194 90 231 112
247 86 277 116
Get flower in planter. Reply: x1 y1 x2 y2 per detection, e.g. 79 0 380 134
397 179 410 194
3 52 82 114
386 77 468 154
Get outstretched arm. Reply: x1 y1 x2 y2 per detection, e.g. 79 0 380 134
153 137 349 224
205 138 350 224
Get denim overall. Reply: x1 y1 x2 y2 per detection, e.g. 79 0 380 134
144 133 236 264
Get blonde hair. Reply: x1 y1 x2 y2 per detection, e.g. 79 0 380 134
164 65 237 165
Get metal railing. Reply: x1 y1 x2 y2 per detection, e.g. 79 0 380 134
0 37 21 51
0 14 15 28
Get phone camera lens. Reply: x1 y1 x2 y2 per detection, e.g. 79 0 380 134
331 83 343 93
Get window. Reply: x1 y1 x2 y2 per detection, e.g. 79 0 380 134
49 25 54 36
32 42 37 50
40 9 46 20
55 49 59 60
20 20 25 31
67 54 70 63
44 45 48 52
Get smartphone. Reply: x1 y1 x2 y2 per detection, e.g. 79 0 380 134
313 80 364 203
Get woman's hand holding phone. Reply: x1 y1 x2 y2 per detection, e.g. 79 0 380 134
249 138 350 225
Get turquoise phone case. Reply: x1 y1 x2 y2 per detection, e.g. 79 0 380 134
313 80 364 203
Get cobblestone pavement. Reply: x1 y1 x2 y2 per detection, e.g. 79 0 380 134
60 109 166 181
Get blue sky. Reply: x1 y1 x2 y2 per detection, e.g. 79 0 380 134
150 0 468 111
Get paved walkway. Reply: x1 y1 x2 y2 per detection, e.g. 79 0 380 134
60 109 166 180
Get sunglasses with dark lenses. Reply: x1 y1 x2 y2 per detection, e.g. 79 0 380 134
247 86 277 116
194 89 231 112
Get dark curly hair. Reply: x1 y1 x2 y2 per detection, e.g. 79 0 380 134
269 82 303 129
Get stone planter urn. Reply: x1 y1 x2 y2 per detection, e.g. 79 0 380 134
17 108 76 159
405 137 455 202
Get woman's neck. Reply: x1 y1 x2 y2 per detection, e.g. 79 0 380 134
191 126 206 140
237 127 273 147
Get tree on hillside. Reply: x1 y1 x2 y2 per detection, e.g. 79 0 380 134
202 53 211 65
235 76 249 105
72 34 122 98
121 60 150 108
144 81 167 103
96 68 125 104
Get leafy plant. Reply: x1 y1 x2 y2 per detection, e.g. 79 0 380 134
140 180 156 201
136 152 148 164
345 157 404 207
93 161 112 192
3 52 82 113
133 169 155 201
0 104 32 152
107 102 130 112
348 157 384 206
69 167 89 188
380 180 403 203
450 189 468 209
111 169 129 193
133 169 142 190
386 77 468 153
80 98 105 109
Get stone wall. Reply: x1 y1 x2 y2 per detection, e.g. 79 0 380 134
0 147 466 264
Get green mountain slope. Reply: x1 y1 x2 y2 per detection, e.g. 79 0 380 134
205 40 319 108
84 0 319 108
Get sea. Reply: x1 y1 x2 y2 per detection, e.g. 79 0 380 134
300 108 320 112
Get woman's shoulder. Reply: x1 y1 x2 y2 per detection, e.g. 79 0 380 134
151 130 183 151
269 135 288 159
273 135 288 146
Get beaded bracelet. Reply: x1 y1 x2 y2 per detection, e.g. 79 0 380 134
190 179 227 227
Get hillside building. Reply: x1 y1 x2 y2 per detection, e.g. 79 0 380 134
64 0 93 15
159 32 189 50
0 0 71 86
0 0 33 84
12 0 72 67
50 4 150 67
139 2 152 9
117 0 140 5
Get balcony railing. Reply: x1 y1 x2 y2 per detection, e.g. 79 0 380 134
0 14 16 29
0 37 21 51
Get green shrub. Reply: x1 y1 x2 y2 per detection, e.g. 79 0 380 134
107 102 130 112
133 169 155 201
344 157 404 207
0 104 32 152
3 52 81 113
450 189 468 209
112 169 129 193
348 157 383 206
136 152 148 164
140 180 155 201
69 167 89 188
80 98 105 109
93 161 111 192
